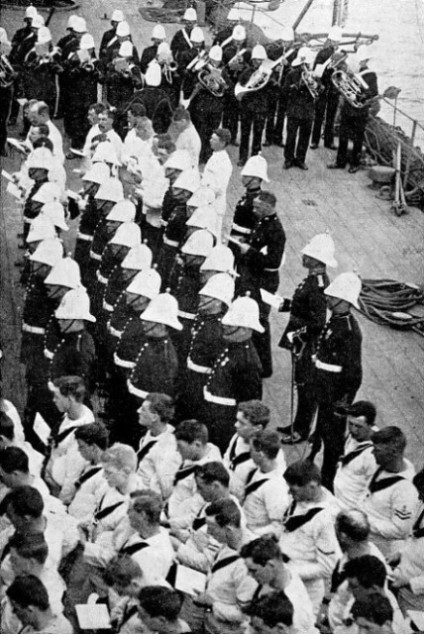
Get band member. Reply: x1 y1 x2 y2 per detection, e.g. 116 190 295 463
222 25 249 146
170 8 197 64
8 5 38 126
310 26 343 150
22 27 61 119
213 7 240 45
283 46 316 170
140 24 167 73
328 46 378 173
264 27 296 147
99 9 125 58
278 233 337 444
102 40 143 111
189 46 228 164
129 61 173 134
237 45 269 167
156 42 180 108
178 26 206 78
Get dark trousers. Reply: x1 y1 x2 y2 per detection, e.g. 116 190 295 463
239 110 266 164
202 402 238 454
222 94 240 143
336 112 368 167
0 87 13 154
191 108 223 164
284 116 313 164
292 350 318 437
311 91 339 147
266 94 287 144
253 303 273 379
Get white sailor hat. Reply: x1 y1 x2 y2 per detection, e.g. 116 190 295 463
140 291 182 330
95 178 124 203
199 272 235 306
241 154 269 182
55 288 96 322
181 229 214 257
29 237 63 266
190 27 204 43
31 181 62 204
145 60 162 87
173 170 201 193
209 45 223 62
324 272 361 309
92 141 120 166
186 205 219 237
44 256 81 288
222 295 264 332
111 9 125 22
187 186 215 208
126 268 161 299
302 232 337 267
200 244 237 275
41 201 69 232
27 217 57 244
152 24 166 40
82 162 110 184
164 150 192 172
37 26 51 44
106 199 136 222
121 243 153 271
183 8 197 21
252 44 267 60
116 20 130 37
232 25 246 41
109 221 141 247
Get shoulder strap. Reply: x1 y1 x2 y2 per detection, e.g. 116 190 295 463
368 467 405 494
284 507 324 532
211 554 240 574
75 466 102 490
95 500 124 521
231 451 251 471
137 440 158 463
340 443 373 467
53 425 78 446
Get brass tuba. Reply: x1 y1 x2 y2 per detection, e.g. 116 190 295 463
331 69 369 108
198 65 227 97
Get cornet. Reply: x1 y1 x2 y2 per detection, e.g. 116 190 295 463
301 64 320 99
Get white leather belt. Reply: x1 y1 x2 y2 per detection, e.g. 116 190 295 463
187 357 212 374
263 267 279 273
113 352 136 369
127 380 148 399
90 251 102 261
103 300 114 312
109 325 123 338
163 237 179 247
22 323 45 334
97 271 108 284
179 310 195 320
231 224 251 235
77 232 93 242
315 358 342 373
204 387 236 407
44 348 54 359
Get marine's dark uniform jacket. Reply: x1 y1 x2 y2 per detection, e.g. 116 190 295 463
49 329 96 389
314 312 362 405
128 335 179 399
229 188 261 253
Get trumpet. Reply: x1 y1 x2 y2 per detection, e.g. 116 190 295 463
301 65 320 99
0 54 16 88
331 68 369 108
157 48 178 83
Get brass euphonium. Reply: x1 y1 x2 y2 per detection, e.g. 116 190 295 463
301 64 320 99
198 64 227 97
331 68 369 108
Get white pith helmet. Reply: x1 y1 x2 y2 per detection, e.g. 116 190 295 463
173 170 201 193
241 154 269 182
121 243 153 271
222 295 264 332
27 147 54 172
152 24 166 40
82 162 110 185
25 5 38 19
302 233 337 267
32 14 45 29
27 217 57 243
209 45 223 63
292 46 313 67
106 199 136 223
327 25 343 42
157 41 171 58
145 60 162 87
44 256 81 288
141 291 182 330
126 268 161 299
92 141 120 166
232 25 246 41
227 7 240 21
324 271 362 309
32 182 62 205
281 26 294 42
29 237 63 266
73 17 87 34
186 205 219 235
183 7 197 21
164 150 192 172
355 44 372 62
55 287 96 322
119 40 133 57
199 272 235 306
37 26 51 44
190 27 204 43
41 201 69 232
187 186 215 208
109 221 141 247
116 21 130 37
200 244 236 275
80 33 95 50
252 44 266 60
181 229 214 257
111 9 125 22
95 178 124 203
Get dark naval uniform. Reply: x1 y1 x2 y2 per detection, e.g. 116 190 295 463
311 46 339 149
278 271 330 439
181 313 225 419
74 194 103 288
49 329 96 392
237 212 286 378
264 42 296 146
309 312 362 490
156 202 189 290
170 29 193 66
237 64 268 165
170 260 202 375
283 66 316 167
229 187 261 266
203 340 263 452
